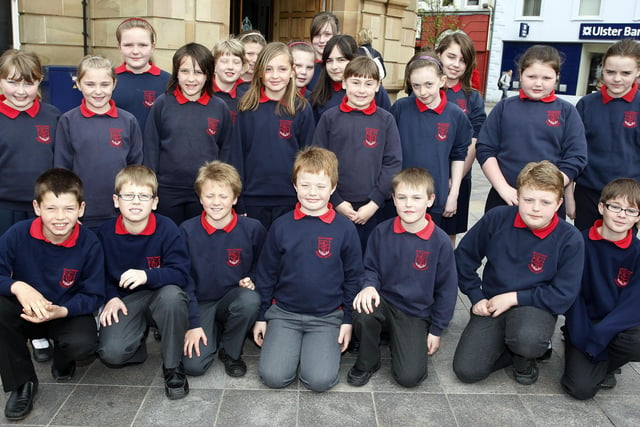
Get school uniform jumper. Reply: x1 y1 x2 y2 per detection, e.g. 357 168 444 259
213 79 248 125
476 92 587 211
179 211 266 375
96 213 190 369
255 205 363 392
0 97 59 231
144 88 236 224
233 91 315 228
440 83 486 234
54 100 143 228
453 206 584 383
313 98 402 248
353 215 458 387
391 92 472 218
574 84 640 230
562 222 640 399
112 63 170 132
0 219 104 392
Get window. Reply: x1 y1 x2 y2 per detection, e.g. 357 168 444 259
578 0 601 16
442 0 454 6
467 0 480 5
522 0 541 16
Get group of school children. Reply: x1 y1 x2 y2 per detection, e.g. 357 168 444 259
1 10 640 422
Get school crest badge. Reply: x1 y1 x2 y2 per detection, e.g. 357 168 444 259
528 252 547 273
143 90 156 108
623 111 638 128
35 125 51 144
456 99 468 113
231 111 238 124
109 128 123 147
546 110 561 127
413 250 430 271
227 248 242 267
59 268 78 288
615 267 632 287
436 123 449 141
147 256 161 269
363 128 379 147
279 120 293 139
207 118 219 136
316 237 332 258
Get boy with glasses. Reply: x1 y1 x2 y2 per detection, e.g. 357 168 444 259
562 178 640 399
96 165 191 400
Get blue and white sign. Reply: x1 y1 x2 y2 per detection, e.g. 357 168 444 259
519 23 529 38
579 23 640 40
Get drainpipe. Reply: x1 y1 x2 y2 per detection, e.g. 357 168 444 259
11 0 20 49
82 0 88 55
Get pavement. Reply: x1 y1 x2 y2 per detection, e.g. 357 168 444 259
3 107 640 426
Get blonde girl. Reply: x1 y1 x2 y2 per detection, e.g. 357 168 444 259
54 55 143 229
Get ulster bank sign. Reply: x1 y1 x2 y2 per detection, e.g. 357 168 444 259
579 23 640 40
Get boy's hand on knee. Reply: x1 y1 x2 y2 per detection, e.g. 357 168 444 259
427 333 440 355
487 292 518 317
471 299 491 316
184 327 207 358
119 269 148 289
21 303 67 323
353 286 380 314
11 281 52 321
99 297 127 327
238 277 255 290
338 324 352 353
253 321 267 347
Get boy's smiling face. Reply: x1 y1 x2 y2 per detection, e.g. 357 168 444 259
113 183 158 230
598 196 640 240
393 182 434 232
199 179 237 228
517 186 562 230
294 170 335 217
33 191 85 244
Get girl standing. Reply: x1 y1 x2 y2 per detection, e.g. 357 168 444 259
307 11 339 91
391 51 472 227
436 32 486 246
0 50 59 234
572 39 640 230
235 42 315 229
311 35 391 123
476 45 587 213
112 17 170 133
144 43 235 225
55 55 143 229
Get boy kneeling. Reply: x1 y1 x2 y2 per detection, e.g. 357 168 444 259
348 168 457 387
0 169 104 420
562 178 640 399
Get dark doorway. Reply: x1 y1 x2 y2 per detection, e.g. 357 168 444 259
0 1 13 53
231 0 273 40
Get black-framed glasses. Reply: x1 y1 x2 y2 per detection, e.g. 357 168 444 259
117 193 154 202
604 203 640 217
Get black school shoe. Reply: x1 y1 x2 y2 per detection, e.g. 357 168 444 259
4 379 38 421
51 361 76 381
513 358 539 385
599 368 622 390
347 362 381 387
31 340 53 363
163 363 189 400
218 348 247 377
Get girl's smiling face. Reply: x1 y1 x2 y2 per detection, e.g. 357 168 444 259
325 46 349 82
177 56 206 101
520 61 557 100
